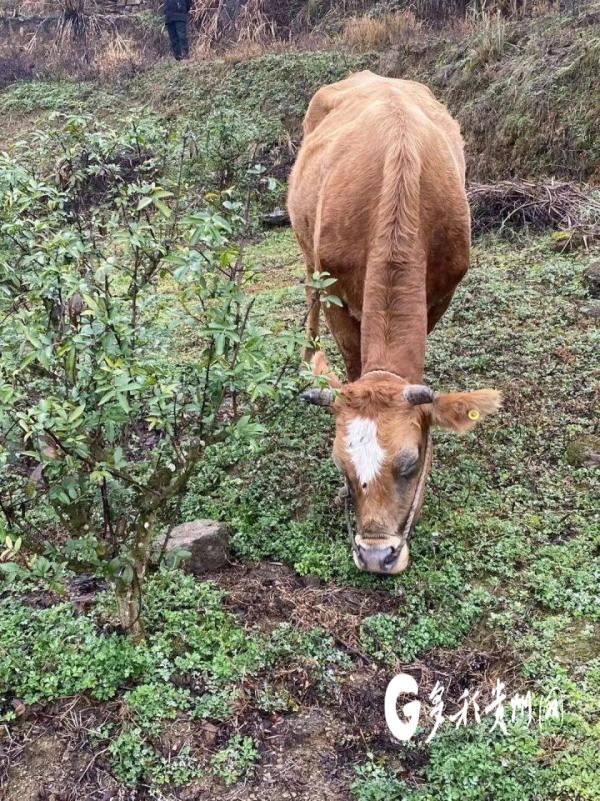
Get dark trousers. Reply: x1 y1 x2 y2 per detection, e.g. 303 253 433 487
166 19 189 60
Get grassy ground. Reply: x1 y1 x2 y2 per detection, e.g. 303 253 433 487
2 225 598 800
0 10 598 182
0 9 598 796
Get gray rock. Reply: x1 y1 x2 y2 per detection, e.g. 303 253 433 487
160 519 231 574
566 435 600 468
581 301 600 320
583 262 600 298
261 207 289 227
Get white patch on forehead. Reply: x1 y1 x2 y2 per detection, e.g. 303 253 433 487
345 417 385 486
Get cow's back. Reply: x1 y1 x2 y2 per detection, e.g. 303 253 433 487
288 71 469 320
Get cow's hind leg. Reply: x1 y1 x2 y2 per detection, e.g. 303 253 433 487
323 303 361 382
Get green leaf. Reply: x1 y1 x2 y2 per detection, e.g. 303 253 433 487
154 200 172 219
68 405 85 423
136 196 154 211
117 394 131 413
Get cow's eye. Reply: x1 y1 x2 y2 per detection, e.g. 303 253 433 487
394 450 420 479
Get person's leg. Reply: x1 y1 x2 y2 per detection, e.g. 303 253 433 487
166 21 181 59
177 19 189 59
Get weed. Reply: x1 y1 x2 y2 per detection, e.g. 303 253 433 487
124 682 192 731
191 687 240 721
0 599 151 716
211 734 259 786
109 728 202 787
341 11 420 51
351 755 407 801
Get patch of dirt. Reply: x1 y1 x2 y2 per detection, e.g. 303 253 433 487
210 561 524 767
2 700 122 801
213 561 400 658
2 562 523 801
187 708 355 801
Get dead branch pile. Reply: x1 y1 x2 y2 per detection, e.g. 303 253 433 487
468 179 600 243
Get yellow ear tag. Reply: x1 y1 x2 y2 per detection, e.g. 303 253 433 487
468 409 480 421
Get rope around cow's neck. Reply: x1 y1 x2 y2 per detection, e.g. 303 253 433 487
342 367 433 561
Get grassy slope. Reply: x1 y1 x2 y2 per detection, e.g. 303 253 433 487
1 10 599 799
382 10 600 181
0 12 598 181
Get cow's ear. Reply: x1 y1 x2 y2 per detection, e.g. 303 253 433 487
311 351 343 389
431 389 502 433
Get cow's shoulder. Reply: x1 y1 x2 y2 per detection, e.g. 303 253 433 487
302 72 448 137
302 70 382 135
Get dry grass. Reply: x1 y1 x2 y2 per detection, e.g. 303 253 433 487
190 0 277 55
340 11 421 51
94 31 147 76
411 0 588 21
468 8 508 63
468 179 600 245
0 0 165 81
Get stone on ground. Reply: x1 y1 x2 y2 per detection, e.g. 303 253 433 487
160 519 231 574
582 261 600 298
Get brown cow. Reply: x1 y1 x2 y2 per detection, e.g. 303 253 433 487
288 71 501 575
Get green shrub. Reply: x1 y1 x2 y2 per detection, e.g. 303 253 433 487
0 113 301 637
0 599 151 713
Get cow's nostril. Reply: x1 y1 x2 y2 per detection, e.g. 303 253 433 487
383 547 397 567
356 545 367 567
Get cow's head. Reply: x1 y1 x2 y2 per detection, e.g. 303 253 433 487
301 353 501 575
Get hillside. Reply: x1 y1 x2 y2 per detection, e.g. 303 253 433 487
1 6 599 182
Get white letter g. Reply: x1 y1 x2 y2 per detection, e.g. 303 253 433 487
385 672 421 742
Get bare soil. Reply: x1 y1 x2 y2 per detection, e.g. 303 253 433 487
2 561 518 801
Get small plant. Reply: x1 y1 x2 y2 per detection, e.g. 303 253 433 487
108 727 156 786
211 734 259 786
0 535 21 562
351 755 407 801
192 687 239 721
124 682 191 731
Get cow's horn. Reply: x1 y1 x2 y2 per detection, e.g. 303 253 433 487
403 384 435 405
299 388 335 407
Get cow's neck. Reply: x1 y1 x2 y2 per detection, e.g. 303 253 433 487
359 261 427 383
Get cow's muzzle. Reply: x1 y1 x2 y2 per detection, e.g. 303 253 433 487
353 537 410 574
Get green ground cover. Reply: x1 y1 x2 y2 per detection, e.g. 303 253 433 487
0 14 598 793
2 224 597 799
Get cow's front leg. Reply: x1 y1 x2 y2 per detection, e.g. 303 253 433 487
303 282 321 364
323 302 361 382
